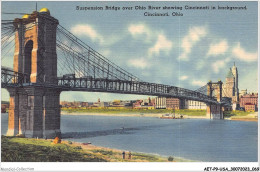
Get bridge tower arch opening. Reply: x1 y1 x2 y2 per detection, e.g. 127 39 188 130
6 8 61 138
24 40 33 82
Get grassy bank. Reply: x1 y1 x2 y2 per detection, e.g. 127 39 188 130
224 110 252 117
223 111 258 122
62 108 172 114
175 109 206 116
1 136 186 162
224 111 258 122
61 108 206 116
1 136 106 162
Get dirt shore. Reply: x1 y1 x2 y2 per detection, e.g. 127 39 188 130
60 139 196 162
230 118 258 122
61 111 258 122
61 111 207 119
228 113 258 122
2 136 196 162
61 111 165 118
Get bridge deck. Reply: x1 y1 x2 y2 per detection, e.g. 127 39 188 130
1 67 220 104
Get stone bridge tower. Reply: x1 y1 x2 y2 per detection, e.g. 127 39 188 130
7 8 61 138
206 80 223 119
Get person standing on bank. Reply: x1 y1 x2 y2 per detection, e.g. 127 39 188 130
122 151 125 159
128 151 132 159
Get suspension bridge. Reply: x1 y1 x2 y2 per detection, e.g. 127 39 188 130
1 8 229 138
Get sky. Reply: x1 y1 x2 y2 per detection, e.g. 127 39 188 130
1 1 258 102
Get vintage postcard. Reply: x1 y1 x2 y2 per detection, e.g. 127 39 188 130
1 1 259 171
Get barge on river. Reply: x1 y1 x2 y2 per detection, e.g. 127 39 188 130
160 114 183 119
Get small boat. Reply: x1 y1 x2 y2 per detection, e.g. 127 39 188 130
82 142 91 145
160 114 183 119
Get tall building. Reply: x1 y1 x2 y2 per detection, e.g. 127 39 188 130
232 63 239 101
222 63 239 109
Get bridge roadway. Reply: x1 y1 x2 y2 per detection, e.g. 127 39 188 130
1 67 221 105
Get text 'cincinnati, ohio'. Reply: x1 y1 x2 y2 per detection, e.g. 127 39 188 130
144 12 183 16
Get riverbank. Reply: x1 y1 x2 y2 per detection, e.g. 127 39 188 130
61 111 163 118
61 110 258 121
226 112 258 122
61 111 209 119
61 108 206 116
1 136 195 162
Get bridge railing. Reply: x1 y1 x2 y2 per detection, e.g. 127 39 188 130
1 67 30 88
57 77 218 104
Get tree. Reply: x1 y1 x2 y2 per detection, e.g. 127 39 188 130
168 156 174 161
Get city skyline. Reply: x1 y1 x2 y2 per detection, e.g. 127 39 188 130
1 1 258 102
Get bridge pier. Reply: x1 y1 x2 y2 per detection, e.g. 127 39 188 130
6 86 61 138
206 80 224 119
42 88 61 139
206 104 223 119
25 87 45 138
6 88 20 136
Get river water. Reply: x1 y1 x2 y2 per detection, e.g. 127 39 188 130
1 113 258 162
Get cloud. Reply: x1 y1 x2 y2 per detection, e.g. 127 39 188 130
232 43 257 62
148 34 173 56
212 58 231 73
192 80 206 87
179 26 207 60
71 24 104 44
128 23 152 39
207 40 229 56
128 58 149 69
128 24 149 35
128 23 156 44
180 75 188 80
128 24 173 57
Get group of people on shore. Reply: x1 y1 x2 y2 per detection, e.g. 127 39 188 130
122 151 132 160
